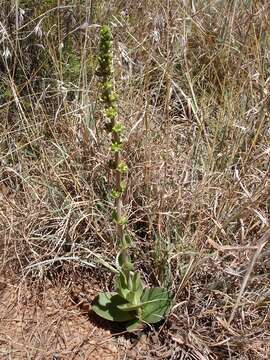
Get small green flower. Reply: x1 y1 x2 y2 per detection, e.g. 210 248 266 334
111 189 121 198
105 107 118 120
117 216 128 226
111 142 122 153
102 81 113 92
117 161 128 173
120 180 126 192
112 122 125 134
109 92 118 102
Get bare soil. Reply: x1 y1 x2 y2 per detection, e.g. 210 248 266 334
0 275 120 360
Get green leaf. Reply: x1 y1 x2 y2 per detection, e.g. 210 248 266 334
140 287 171 324
132 272 143 293
116 250 133 271
123 233 133 246
126 319 143 332
92 292 136 322
117 301 142 311
115 273 130 299
129 272 143 304
112 209 117 222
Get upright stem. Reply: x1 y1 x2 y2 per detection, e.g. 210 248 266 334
114 139 124 242
97 25 127 256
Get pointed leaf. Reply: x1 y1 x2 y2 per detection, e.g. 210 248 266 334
123 233 133 246
141 287 171 324
116 250 133 271
125 272 143 304
126 290 137 304
131 272 144 303
115 273 130 299
132 272 143 292
92 292 136 322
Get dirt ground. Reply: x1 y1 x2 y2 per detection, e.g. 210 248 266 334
0 272 175 360
0 274 123 360
1 266 270 360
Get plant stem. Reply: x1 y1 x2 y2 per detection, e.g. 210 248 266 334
114 141 124 240
97 25 127 254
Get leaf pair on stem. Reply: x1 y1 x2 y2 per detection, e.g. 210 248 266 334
93 249 171 331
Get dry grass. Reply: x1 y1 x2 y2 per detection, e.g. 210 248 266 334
0 0 269 359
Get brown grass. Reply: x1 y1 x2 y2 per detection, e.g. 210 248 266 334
0 0 269 359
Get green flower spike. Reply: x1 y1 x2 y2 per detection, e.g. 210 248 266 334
92 25 171 332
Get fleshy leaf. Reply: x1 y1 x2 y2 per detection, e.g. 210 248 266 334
141 287 171 324
92 292 136 322
126 290 137 304
131 272 144 303
115 273 130 299
126 319 143 332
117 301 142 311
116 250 134 273
125 278 143 305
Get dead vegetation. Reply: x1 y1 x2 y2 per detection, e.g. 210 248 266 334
0 0 269 359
